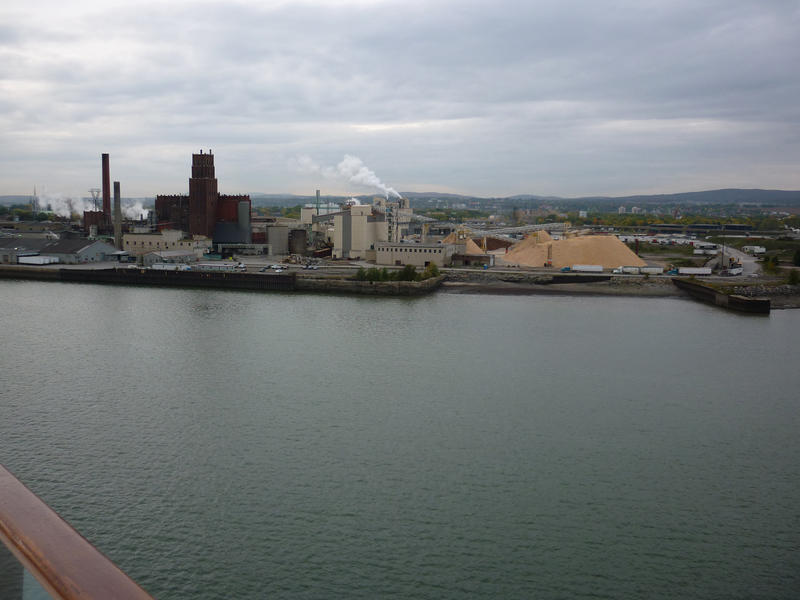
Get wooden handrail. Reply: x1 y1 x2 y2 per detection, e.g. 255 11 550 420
0 465 154 600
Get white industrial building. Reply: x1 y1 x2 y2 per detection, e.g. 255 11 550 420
123 229 211 257
331 198 414 261
376 242 456 267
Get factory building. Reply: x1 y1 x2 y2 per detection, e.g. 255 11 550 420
39 239 118 264
373 196 413 242
301 203 340 225
332 205 388 260
376 242 456 267
330 196 415 260
155 151 251 245
123 229 211 257
0 237 117 264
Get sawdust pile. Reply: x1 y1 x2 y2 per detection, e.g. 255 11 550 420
501 234 646 269
442 232 484 255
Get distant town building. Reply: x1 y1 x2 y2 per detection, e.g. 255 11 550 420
578 210 588 218
618 206 626 214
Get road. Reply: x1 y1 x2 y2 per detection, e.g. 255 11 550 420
703 246 760 276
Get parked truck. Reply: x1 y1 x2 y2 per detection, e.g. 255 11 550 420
678 267 712 276
614 266 641 274
640 266 664 275
150 263 191 271
571 265 604 273
17 255 59 265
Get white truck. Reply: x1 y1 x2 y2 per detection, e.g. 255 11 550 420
150 263 191 271
640 266 664 275
571 265 604 273
612 266 642 274
17 255 59 265
678 267 712 276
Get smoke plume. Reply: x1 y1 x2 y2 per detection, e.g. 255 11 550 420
35 191 149 220
39 192 93 218
122 201 148 220
294 154 401 199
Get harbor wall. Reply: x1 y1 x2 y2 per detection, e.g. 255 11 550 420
0 266 442 296
295 275 444 296
671 278 770 313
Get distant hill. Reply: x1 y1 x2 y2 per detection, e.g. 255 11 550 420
0 195 34 205
5 189 799 208
400 189 800 205
572 189 800 206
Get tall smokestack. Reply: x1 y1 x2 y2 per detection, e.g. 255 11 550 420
113 181 122 249
102 153 111 220
316 189 320 216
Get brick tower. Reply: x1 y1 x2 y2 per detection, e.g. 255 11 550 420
189 150 218 237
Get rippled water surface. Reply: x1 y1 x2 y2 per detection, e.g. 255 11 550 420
1 281 799 599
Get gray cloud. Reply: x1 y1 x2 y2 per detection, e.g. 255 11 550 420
1 0 798 198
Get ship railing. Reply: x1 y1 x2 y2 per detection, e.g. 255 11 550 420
0 464 153 600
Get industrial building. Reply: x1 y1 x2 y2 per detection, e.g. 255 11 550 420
155 151 252 245
332 204 388 260
123 229 211 257
0 237 117 264
376 242 455 267
331 197 414 260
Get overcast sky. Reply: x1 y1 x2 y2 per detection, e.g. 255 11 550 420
2 0 799 199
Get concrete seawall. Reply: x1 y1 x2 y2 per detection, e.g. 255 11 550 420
295 275 444 296
671 278 770 313
0 266 443 296
0 266 61 281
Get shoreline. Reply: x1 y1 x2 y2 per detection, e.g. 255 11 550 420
1 264 798 308
440 280 684 297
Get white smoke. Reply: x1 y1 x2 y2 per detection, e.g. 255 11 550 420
122 201 148 220
294 154 401 199
38 192 93 218
345 197 361 206
35 191 149 220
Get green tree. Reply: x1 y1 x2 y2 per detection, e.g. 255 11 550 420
397 264 418 281
422 263 440 279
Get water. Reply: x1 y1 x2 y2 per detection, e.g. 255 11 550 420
1 281 798 599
